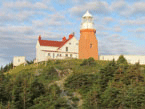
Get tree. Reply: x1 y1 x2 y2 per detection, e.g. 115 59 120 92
99 60 118 91
101 84 121 108
30 79 45 103
117 55 128 65
80 57 96 66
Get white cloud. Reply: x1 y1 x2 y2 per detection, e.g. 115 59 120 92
130 28 145 33
3 1 48 9
111 0 145 17
99 34 144 55
69 1 111 17
131 2 145 15
120 17 145 25
96 31 109 37
113 26 122 32
32 12 71 27
111 0 128 12
103 17 114 24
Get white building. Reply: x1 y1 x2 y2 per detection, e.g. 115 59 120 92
13 56 26 67
36 33 79 62
99 55 145 65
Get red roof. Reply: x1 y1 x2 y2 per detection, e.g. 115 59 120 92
38 34 74 49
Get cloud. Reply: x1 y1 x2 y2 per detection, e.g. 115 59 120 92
69 1 111 17
0 1 54 23
113 26 122 32
129 28 145 33
32 12 71 27
103 17 114 24
120 17 145 25
131 2 145 16
3 1 48 10
96 31 109 37
0 26 35 38
95 24 111 31
0 10 46 23
99 34 144 55
111 0 130 16
111 0 145 17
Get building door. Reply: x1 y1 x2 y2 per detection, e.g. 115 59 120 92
53 53 55 58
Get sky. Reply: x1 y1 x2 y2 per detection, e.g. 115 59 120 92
0 0 145 67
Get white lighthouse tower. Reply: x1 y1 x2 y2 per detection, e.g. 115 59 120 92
81 11 94 29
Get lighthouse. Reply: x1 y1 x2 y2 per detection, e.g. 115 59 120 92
79 11 98 60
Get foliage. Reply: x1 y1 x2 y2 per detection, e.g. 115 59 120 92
0 62 13 73
117 55 128 65
65 73 98 94
30 84 72 109
80 57 96 66
99 60 118 91
1 59 145 109
26 59 34 65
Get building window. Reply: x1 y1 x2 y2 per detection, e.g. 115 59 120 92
57 54 59 56
69 43 71 45
76 43 78 45
66 47 68 52
48 53 50 56
90 44 92 48
66 54 68 57
18 59 20 62
60 54 62 57
70 54 72 57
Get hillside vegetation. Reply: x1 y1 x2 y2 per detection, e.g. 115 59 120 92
1 56 145 109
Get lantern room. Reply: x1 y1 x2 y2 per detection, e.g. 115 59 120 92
81 11 94 30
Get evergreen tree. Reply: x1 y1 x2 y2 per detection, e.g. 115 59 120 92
117 55 128 65
99 60 118 91
80 57 96 66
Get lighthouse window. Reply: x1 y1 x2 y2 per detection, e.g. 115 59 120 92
90 44 92 48
66 47 68 52
88 18 92 22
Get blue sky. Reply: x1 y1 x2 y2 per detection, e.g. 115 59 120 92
0 0 145 67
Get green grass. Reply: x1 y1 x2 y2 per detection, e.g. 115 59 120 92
6 59 110 76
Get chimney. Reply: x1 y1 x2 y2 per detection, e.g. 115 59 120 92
69 34 74 39
62 36 66 41
38 35 41 40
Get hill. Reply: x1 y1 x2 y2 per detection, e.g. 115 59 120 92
1 57 145 109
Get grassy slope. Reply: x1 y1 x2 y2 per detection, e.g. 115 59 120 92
7 59 109 75
5 59 110 108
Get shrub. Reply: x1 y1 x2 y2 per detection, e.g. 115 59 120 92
65 73 98 94
80 57 96 66
117 55 128 65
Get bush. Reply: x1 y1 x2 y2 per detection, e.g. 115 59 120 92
117 55 128 65
26 60 34 64
65 73 98 94
80 57 96 66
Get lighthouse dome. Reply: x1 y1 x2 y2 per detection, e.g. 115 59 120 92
83 11 92 18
